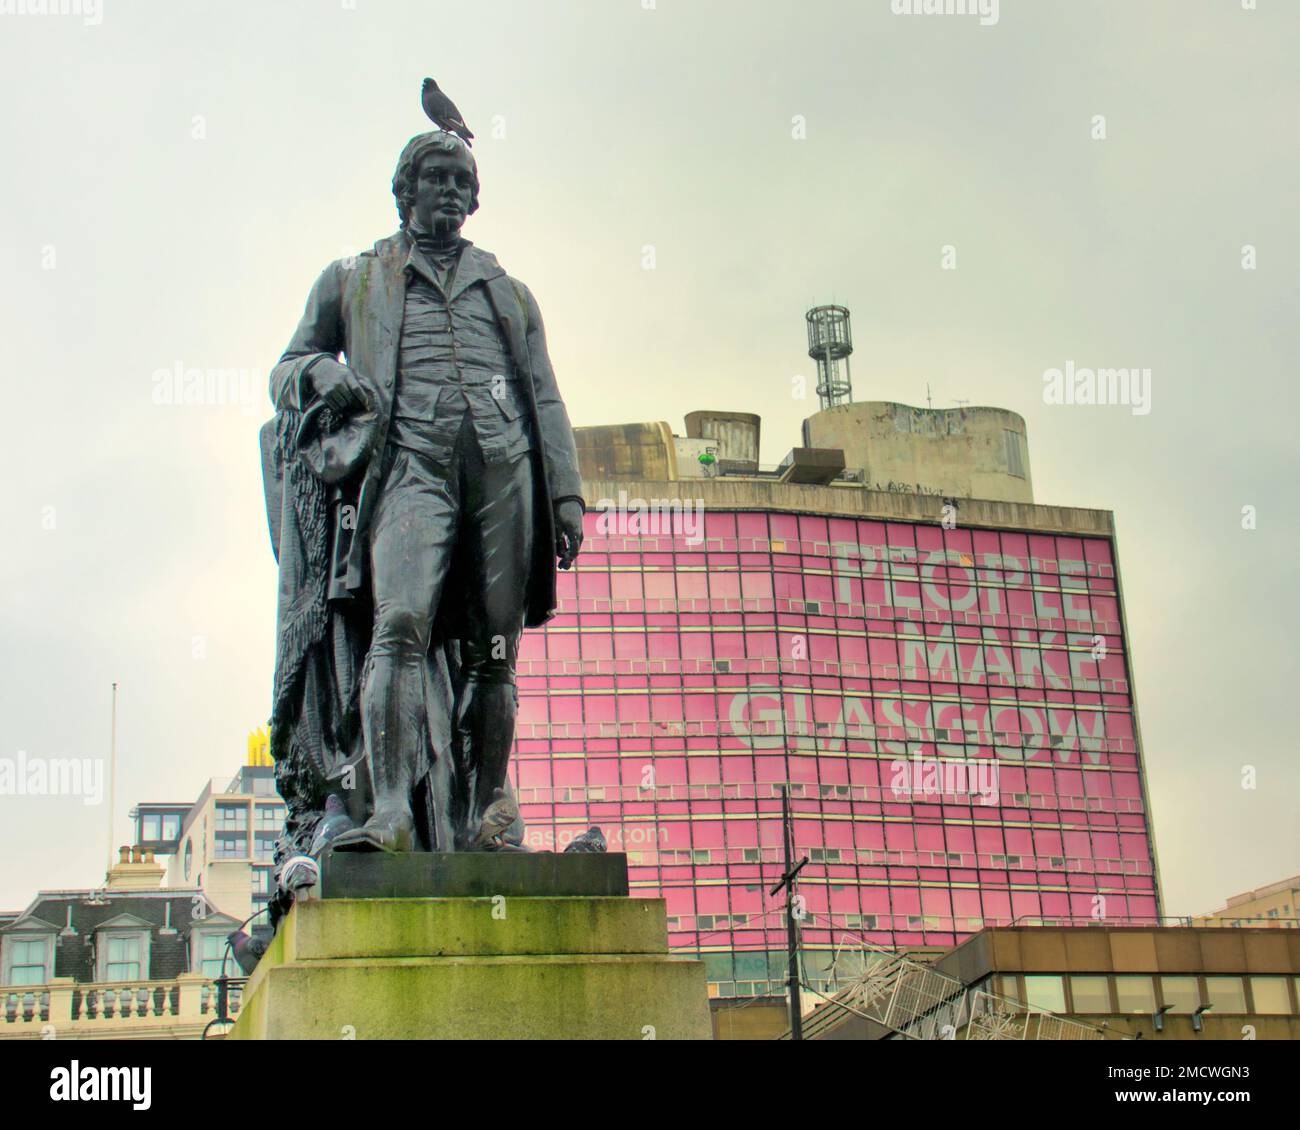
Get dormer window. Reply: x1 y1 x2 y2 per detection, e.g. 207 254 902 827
187 913 241 980
92 914 153 983
1 918 58 987
3 935 53 986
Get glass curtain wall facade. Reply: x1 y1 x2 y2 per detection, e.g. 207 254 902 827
511 508 1158 996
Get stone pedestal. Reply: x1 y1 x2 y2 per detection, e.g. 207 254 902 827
229 853 711 1040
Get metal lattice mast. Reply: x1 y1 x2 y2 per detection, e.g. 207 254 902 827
806 305 854 409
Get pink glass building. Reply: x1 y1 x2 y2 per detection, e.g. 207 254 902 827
511 410 1161 999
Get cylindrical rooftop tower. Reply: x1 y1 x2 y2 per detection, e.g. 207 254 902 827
806 304 854 410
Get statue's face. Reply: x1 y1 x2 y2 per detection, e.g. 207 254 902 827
413 149 475 234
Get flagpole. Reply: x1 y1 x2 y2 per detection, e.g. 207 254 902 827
108 681 117 869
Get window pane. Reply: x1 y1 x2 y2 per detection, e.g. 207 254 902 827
1114 976 1155 1013
1160 976 1200 1014
11 939 48 986
201 935 226 979
1023 975 1066 1013
1249 977 1290 1015
1205 976 1246 1013
14 939 44 963
104 935 142 982
216 833 247 858
1070 976 1111 1013
216 803 248 830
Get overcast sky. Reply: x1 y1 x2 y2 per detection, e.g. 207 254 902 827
0 0 1295 918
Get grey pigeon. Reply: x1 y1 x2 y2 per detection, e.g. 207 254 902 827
311 794 356 857
468 787 518 851
564 826 608 854
421 78 474 146
226 929 269 976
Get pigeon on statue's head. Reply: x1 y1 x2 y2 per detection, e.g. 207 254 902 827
421 78 474 146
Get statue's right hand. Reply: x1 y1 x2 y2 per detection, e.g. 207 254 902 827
310 358 370 413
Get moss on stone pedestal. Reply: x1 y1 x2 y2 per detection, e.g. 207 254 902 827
230 895 710 1041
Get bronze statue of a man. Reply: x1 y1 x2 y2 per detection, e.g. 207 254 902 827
261 130 583 914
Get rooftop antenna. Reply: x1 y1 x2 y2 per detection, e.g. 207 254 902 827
806 305 854 410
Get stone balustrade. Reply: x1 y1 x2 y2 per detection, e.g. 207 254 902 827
0 974 243 1039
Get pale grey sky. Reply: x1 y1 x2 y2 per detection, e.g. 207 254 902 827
0 0 1295 917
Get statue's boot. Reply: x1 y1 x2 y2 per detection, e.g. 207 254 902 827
459 677 526 851
330 806 414 853
334 654 420 854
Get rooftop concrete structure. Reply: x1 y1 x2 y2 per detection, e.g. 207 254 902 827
576 400 1033 505
682 410 761 475
574 420 678 482
801 402 1033 504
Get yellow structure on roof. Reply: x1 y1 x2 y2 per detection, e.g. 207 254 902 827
247 726 272 767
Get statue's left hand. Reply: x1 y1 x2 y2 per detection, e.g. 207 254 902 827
554 500 584 570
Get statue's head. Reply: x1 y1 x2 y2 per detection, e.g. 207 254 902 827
392 131 480 234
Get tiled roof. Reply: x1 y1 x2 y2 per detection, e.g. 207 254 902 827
4 889 217 983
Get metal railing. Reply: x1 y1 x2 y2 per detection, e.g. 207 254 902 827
1008 913 1300 930
780 939 1108 1041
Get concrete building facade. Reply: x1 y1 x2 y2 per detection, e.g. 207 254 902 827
1195 875 1300 929
513 401 1159 999
134 758 283 925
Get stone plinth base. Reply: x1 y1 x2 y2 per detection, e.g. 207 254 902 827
228 889 710 1040
319 849 630 899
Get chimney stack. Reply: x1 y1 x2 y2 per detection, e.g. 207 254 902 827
106 842 167 891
